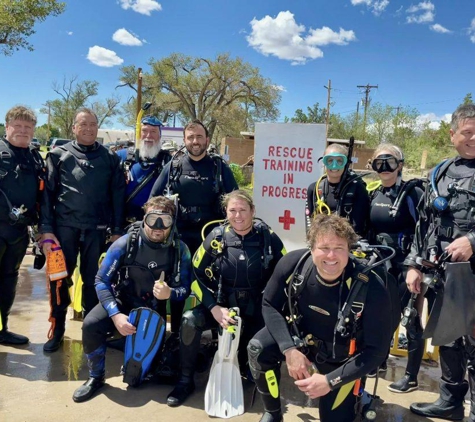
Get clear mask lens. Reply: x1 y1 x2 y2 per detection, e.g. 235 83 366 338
144 211 173 230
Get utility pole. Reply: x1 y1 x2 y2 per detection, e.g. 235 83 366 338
355 101 360 132
42 101 51 144
136 67 143 119
357 83 378 141
391 105 402 143
324 79 331 141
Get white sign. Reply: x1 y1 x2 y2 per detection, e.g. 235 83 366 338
253 123 327 251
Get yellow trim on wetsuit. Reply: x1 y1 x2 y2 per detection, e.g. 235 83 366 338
331 380 356 410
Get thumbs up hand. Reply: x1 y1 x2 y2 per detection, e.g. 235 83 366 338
153 271 171 300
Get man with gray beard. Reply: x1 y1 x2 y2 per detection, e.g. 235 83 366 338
117 116 172 223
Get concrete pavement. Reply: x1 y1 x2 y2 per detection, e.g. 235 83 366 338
0 255 469 421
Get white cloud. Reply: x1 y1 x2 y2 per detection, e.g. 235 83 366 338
247 11 356 65
416 112 451 130
350 0 389 16
406 1 435 24
119 0 162 16
112 28 143 46
351 0 371 5
67 31 73 36
430 23 451 34
468 18 475 43
273 85 287 92
87 46 124 67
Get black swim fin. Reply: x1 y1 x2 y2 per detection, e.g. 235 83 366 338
123 307 166 387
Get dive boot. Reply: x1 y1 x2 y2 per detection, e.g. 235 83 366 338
43 330 64 352
167 379 195 407
72 377 105 403
44 314 66 352
410 398 464 421
0 330 29 345
259 411 283 422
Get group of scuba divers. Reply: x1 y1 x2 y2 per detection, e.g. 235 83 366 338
1 102 475 422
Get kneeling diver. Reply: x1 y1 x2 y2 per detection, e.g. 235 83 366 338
248 214 394 422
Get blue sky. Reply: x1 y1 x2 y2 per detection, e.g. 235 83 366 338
1 0 474 130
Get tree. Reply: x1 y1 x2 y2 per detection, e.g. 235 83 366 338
0 0 65 56
462 93 473 105
41 76 121 139
284 102 327 123
118 53 281 140
35 123 59 144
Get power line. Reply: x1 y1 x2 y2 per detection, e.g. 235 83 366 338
357 84 378 141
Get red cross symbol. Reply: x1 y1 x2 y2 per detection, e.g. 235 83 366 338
278 210 295 230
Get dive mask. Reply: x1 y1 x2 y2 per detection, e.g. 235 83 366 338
144 211 174 230
322 153 347 171
372 154 400 173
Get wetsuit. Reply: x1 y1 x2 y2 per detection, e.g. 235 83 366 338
40 141 125 321
117 148 172 222
306 172 369 237
177 221 285 382
149 152 238 333
0 138 44 336
369 180 429 377
82 226 191 379
150 153 238 254
248 249 392 422
407 156 475 419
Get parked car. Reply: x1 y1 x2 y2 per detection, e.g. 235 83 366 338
50 138 72 150
30 138 41 150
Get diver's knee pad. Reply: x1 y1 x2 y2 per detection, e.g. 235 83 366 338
180 309 206 346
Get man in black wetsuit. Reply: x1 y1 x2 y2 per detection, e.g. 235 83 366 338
407 103 475 422
248 214 392 422
0 106 45 345
149 120 238 333
40 108 125 352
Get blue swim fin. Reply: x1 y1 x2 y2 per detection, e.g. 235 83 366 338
123 307 166 387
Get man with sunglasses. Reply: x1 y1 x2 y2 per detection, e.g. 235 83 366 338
406 104 475 421
117 115 172 223
72 196 192 403
306 143 369 237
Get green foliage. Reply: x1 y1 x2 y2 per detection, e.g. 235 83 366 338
0 0 65 56
118 53 281 140
229 163 245 187
0 123 4 137
41 76 120 138
284 102 327 123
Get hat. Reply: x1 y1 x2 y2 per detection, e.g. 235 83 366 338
141 115 163 127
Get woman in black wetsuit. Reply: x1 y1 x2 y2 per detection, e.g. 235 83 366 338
166 189 286 408
248 214 392 422
305 144 369 237
367 144 429 393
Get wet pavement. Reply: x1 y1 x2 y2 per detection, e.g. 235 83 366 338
0 255 470 421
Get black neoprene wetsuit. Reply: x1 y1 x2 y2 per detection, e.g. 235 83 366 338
0 138 44 334
150 153 238 254
176 222 285 380
305 173 369 237
248 249 392 422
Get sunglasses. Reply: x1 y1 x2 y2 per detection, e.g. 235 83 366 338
144 211 174 230
371 154 400 173
322 153 348 170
